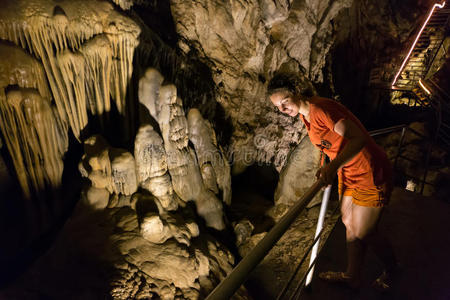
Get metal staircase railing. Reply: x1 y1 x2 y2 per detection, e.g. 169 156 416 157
392 2 450 89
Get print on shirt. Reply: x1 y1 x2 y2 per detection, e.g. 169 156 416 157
320 139 332 150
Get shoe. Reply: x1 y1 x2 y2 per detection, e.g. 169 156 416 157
372 271 392 292
318 271 360 289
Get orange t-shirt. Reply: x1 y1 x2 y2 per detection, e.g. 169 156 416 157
300 96 392 189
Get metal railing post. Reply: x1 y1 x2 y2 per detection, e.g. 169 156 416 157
206 179 325 300
305 184 332 287
394 126 407 171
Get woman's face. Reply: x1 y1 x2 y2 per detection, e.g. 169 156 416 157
270 90 300 117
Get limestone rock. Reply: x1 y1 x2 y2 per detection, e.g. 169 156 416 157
234 219 254 247
170 0 352 170
188 108 232 205
158 85 225 230
0 88 66 198
80 135 112 191
140 211 199 246
0 204 238 299
138 68 164 122
0 0 140 140
109 148 138 196
80 186 110 211
134 124 178 211
274 135 323 215
238 232 266 258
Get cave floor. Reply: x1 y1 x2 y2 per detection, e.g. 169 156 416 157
273 187 450 300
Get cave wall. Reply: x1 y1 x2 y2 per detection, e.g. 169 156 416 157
170 0 354 172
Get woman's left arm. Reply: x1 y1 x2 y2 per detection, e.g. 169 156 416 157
320 119 367 184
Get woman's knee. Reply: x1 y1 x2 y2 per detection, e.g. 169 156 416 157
353 224 377 240
341 214 352 229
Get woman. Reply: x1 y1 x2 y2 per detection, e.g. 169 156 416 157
267 72 397 290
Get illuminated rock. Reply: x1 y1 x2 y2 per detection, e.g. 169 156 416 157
188 108 232 205
134 124 178 211
140 210 199 246
79 135 112 191
158 85 225 230
138 68 164 122
0 0 140 140
274 136 322 213
0 88 66 198
80 186 110 211
109 148 138 196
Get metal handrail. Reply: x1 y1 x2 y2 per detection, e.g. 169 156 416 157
369 124 408 137
205 179 325 300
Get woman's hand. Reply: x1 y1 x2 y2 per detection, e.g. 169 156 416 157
316 160 339 186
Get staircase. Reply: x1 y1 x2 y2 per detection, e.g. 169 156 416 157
392 3 450 89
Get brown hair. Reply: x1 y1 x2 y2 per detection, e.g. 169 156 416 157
267 72 314 98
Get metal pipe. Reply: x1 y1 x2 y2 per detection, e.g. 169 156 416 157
305 184 332 287
206 179 325 300
369 124 407 137
394 127 407 171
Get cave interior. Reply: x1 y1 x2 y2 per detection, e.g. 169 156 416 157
0 0 449 299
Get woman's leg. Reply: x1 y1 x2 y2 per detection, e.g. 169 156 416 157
340 195 368 284
321 195 395 288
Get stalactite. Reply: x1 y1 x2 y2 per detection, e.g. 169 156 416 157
0 0 140 140
0 89 66 198
0 42 67 198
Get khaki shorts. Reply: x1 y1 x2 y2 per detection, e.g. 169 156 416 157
339 179 391 208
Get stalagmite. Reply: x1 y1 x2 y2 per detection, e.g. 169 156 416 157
80 186 110 211
134 125 178 211
158 84 200 202
188 108 232 205
158 84 225 230
79 135 112 191
109 148 138 196
138 68 165 122
140 210 199 246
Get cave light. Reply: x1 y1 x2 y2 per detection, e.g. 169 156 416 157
419 79 432 94
391 1 446 88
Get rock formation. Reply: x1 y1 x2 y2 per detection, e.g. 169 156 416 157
0 201 240 300
134 124 179 211
273 135 323 217
0 42 67 198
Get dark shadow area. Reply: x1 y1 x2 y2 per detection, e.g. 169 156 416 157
227 164 279 235
0 129 83 288
131 0 178 48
